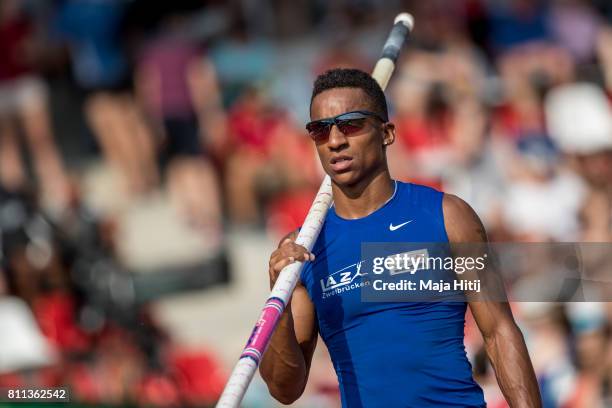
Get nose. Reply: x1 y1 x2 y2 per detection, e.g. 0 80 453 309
327 123 348 150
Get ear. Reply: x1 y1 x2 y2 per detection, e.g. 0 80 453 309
382 123 396 147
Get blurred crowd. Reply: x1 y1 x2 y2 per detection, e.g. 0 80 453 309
1 0 612 407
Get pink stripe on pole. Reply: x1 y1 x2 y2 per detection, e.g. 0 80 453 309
239 297 285 363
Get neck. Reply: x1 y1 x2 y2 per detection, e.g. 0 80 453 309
331 167 395 219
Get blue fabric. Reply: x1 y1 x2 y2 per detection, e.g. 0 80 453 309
54 0 127 88
300 181 485 407
489 3 551 52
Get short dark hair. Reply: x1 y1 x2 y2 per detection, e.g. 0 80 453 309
310 68 388 121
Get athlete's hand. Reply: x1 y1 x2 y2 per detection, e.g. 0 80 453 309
268 230 315 290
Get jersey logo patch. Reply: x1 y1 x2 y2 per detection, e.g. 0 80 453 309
320 261 368 297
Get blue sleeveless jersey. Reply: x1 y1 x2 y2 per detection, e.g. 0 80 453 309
300 181 486 407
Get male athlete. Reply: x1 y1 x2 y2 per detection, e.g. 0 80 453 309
260 69 541 407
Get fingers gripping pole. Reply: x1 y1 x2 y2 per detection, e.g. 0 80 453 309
216 13 414 408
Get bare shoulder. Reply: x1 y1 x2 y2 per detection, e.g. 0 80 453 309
442 194 488 243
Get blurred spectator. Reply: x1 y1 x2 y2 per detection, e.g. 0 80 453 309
486 0 552 53
54 0 157 197
500 136 586 241
410 0 473 49
388 50 453 186
565 303 608 407
522 303 577 408
441 100 509 233
388 47 487 186
549 0 603 63
313 39 369 75
493 43 574 142
596 25 612 93
225 86 318 227
210 18 277 106
545 82 612 241
135 10 224 236
0 0 70 210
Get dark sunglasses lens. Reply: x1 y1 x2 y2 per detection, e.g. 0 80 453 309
306 121 331 141
337 118 367 135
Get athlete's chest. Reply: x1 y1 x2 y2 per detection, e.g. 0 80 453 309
307 217 444 331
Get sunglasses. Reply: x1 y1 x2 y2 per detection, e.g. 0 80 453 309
305 110 386 142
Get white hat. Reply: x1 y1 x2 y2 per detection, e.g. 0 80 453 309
545 83 612 154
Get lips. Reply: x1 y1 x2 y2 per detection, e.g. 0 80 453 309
330 155 353 172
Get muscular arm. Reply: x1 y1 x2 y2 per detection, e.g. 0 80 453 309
259 232 318 404
443 194 542 408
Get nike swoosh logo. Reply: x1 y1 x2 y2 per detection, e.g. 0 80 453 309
389 220 413 231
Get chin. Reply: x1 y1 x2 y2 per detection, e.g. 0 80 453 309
329 171 362 187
